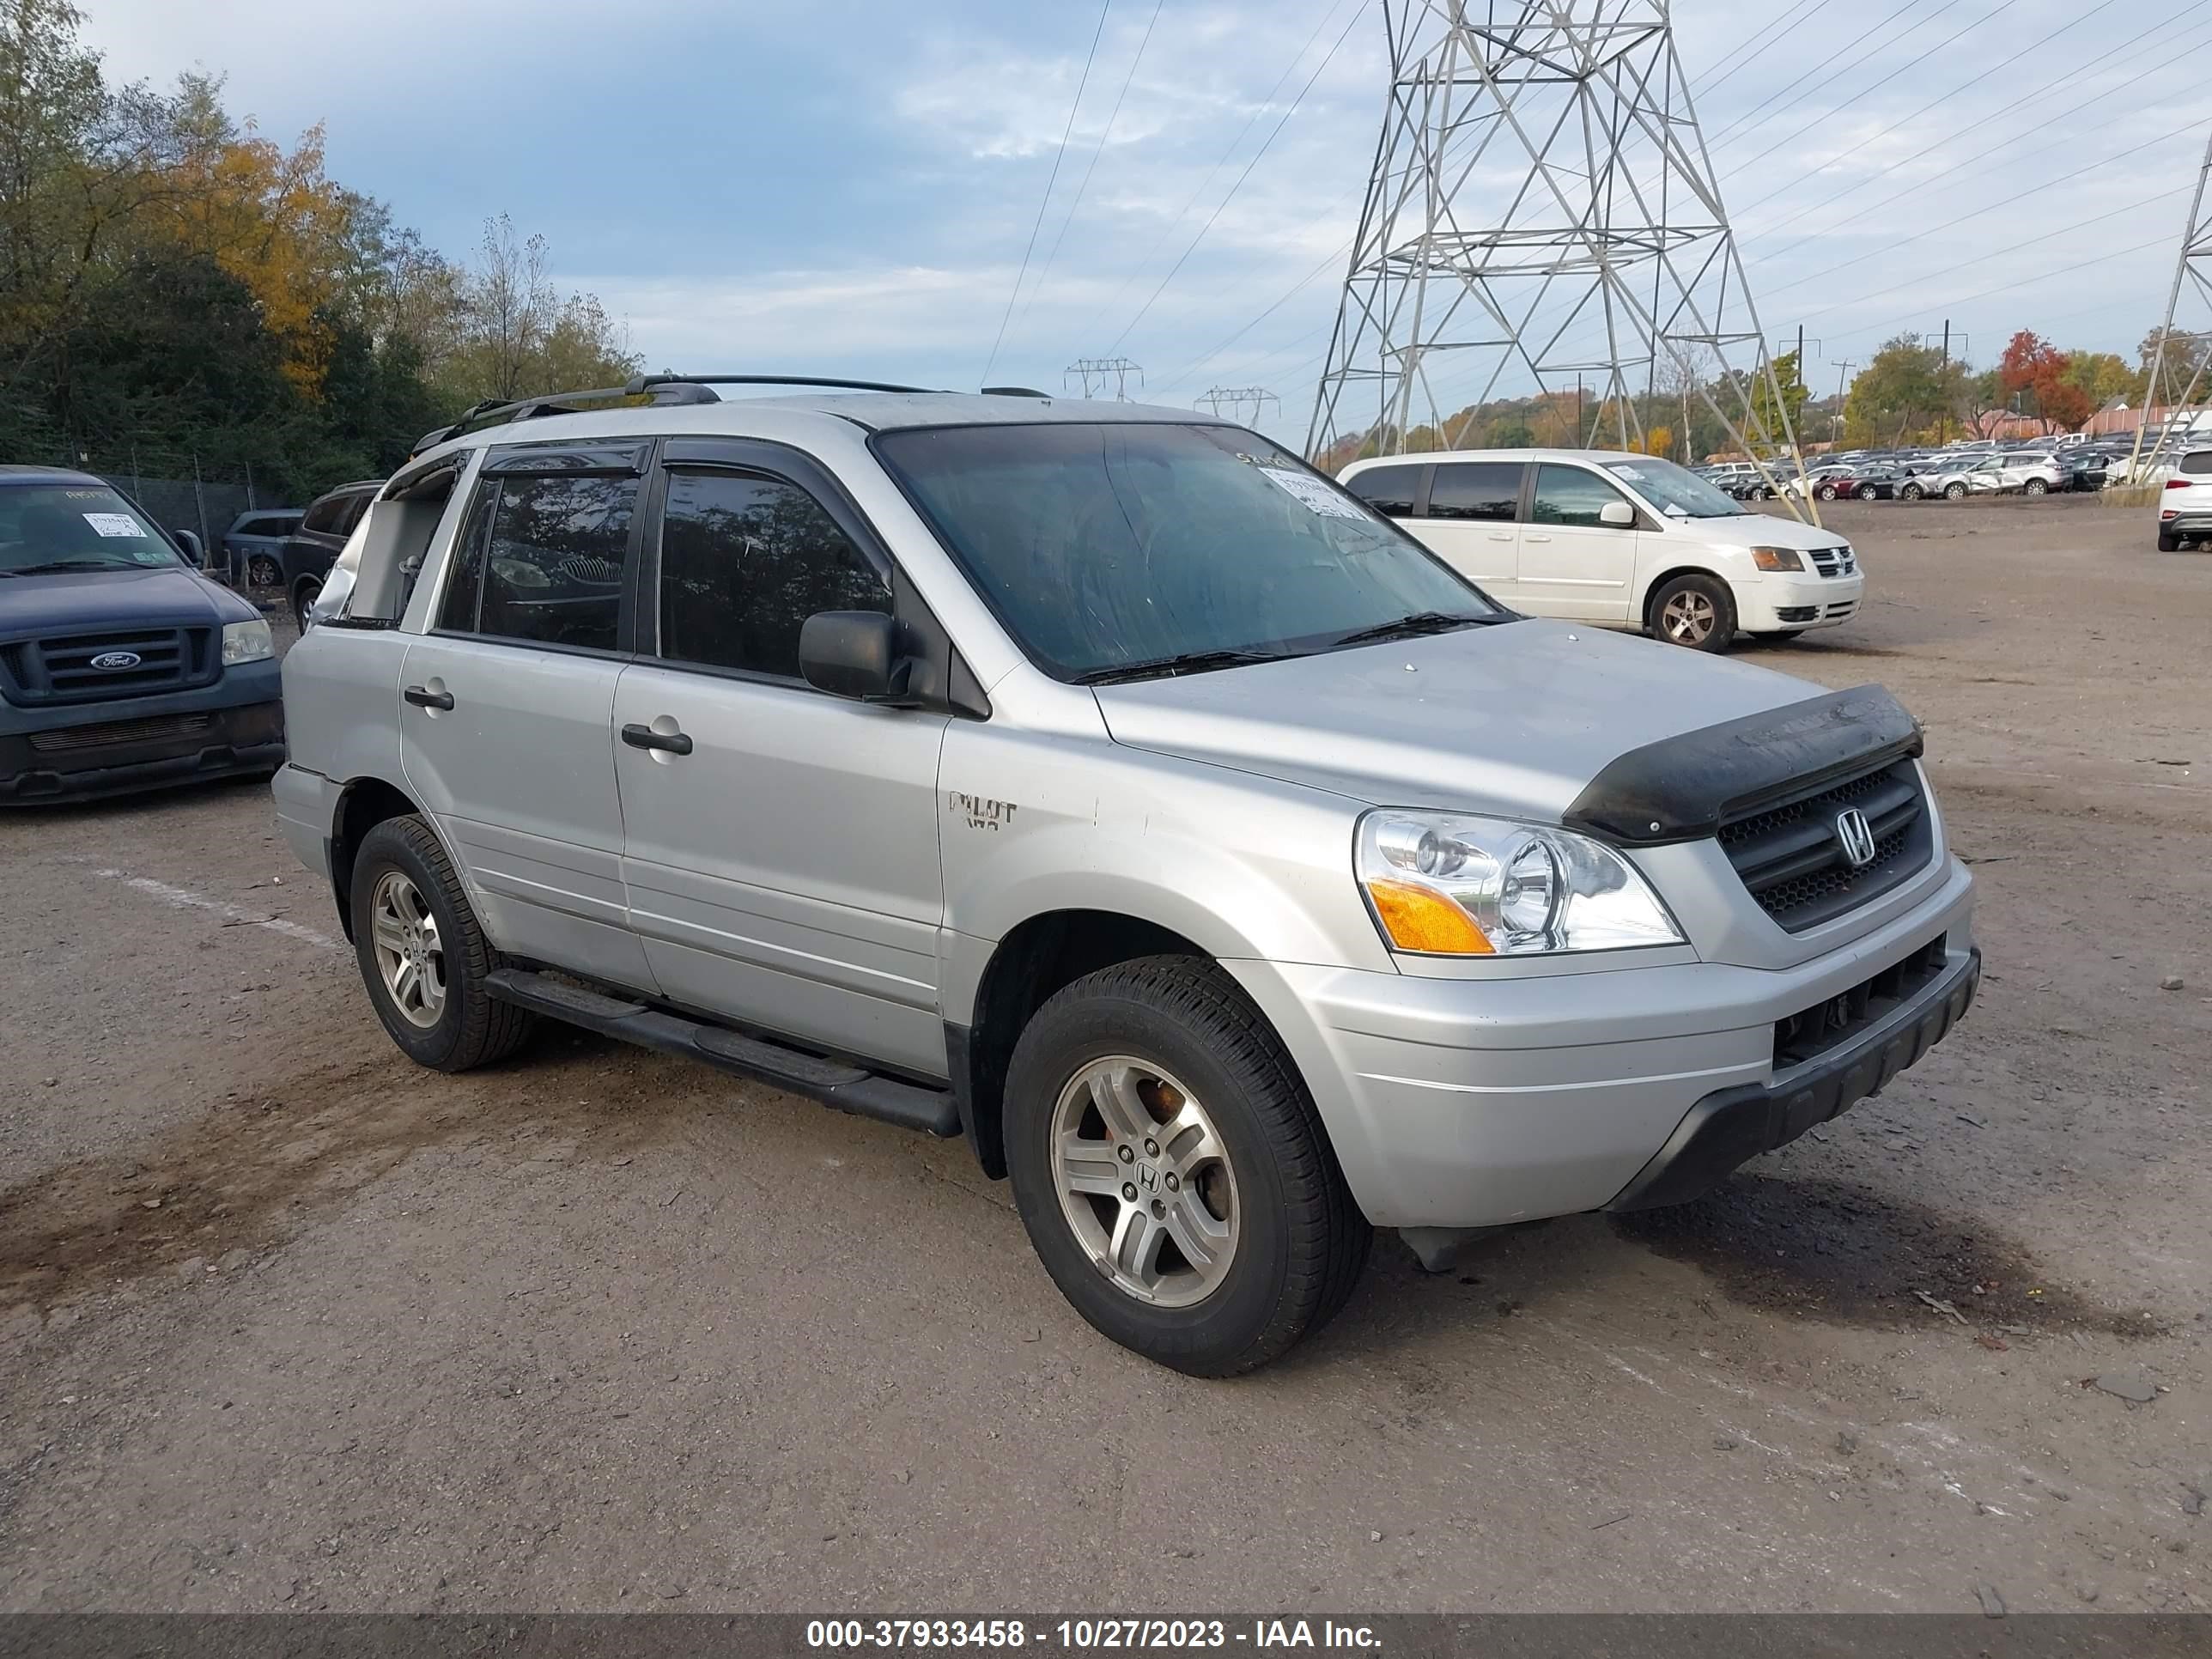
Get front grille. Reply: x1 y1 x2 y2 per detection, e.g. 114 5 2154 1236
0 627 212 705
1775 933 1950 1068
27 712 215 753
1718 757 1934 932
1807 545 1858 579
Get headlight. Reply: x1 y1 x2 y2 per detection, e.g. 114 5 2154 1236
1356 811 1684 957
1750 545 1804 572
221 618 273 665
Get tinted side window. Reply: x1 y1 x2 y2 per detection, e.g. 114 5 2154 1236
1530 465 1632 528
1426 462 1522 521
334 491 375 535
301 493 349 533
657 470 890 679
1344 464 1422 517
2182 451 2212 476
441 471 638 650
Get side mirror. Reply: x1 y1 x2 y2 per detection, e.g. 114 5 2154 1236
799 611 905 702
173 528 204 567
1598 500 1635 529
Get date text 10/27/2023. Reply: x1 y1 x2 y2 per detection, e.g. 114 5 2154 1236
805 1622 1382 1650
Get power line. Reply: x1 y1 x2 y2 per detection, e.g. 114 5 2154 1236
979 0 1113 387
1729 0 2124 213
1817 232 2176 354
1092 0 1358 325
1018 0 1167 331
1107 0 1370 355
1149 232 1355 395
1704 0 1968 151
1692 0 1832 102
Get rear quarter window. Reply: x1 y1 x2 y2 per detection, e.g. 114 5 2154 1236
2180 451 2212 476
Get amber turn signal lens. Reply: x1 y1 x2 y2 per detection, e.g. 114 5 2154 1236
1365 879 1493 954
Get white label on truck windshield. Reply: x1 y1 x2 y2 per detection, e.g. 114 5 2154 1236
82 512 145 538
1259 467 1369 520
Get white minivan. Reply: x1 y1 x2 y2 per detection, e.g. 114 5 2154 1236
1339 448 1865 651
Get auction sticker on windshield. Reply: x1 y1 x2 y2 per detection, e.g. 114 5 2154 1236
82 513 146 538
1258 467 1370 520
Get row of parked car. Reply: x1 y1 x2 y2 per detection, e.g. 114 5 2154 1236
212 479 381 629
1692 441 2140 504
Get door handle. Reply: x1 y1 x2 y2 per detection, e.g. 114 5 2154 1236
1523 533 1553 544
404 684 454 711
622 722 693 757
1486 532 1515 541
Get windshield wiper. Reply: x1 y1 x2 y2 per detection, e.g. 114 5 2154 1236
1328 610 1499 648
1073 647 1292 685
5 559 142 574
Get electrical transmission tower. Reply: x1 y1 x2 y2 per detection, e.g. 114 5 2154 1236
1196 386 1282 425
2127 126 2212 479
1308 0 1808 493
1065 357 1146 401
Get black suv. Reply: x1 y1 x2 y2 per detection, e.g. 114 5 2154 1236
280 481 380 630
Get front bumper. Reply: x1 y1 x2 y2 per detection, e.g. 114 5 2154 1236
1229 854 1975 1230
0 662 285 804
1739 571 1863 633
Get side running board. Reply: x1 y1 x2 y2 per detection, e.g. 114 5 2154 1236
484 967 961 1139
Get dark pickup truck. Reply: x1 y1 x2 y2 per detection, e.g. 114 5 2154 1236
1 466 284 803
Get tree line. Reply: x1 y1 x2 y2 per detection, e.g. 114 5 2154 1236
0 0 641 504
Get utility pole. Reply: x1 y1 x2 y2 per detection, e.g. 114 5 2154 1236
1830 361 1856 444
1196 386 1282 427
1939 319 1951 446
1064 357 1146 401
1310 1 1814 517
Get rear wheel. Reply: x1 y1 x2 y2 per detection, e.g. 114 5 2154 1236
349 815 534 1072
246 554 280 586
1856 483 1880 501
1944 481 1967 500
2158 531 2181 551
2024 477 2048 496
1004 956 1370 1376
1816 483 1838 501
1650 573 1736 652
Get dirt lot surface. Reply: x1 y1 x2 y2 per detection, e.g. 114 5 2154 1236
2 495 2207 1613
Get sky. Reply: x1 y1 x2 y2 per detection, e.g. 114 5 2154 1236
76 0 2211 449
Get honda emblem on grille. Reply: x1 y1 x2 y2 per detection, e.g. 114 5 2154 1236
1834 807 1877 869
88 651 142 671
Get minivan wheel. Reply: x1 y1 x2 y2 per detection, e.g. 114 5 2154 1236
1003 956 1370 1376
1650 573 1736 652
349 814 534 1072
292 575 321 632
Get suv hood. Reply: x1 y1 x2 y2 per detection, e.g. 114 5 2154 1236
0 566 255 635
1094 620 1826 821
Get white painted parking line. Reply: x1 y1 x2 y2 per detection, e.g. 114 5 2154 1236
93 867 341 951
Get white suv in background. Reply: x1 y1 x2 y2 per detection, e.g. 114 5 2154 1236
1339 449 1863 651
2156 447 2212 550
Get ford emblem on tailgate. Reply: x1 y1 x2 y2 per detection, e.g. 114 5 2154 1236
89 651 142 671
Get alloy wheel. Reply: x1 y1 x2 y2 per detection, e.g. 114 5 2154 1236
369 870 446 1029
1661 589 1717 645
1050 1056 1239 1308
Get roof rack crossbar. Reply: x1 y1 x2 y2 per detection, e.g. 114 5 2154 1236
625 374 940 397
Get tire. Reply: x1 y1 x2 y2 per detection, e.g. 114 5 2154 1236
1944 481 1967 500
2023 477 2048 495
1856 483 1880 501
1002 956 1370 1376
1649 572 1737 652
1815 483 1838 501
246 554 280 586
292 575 321 633
1899 483 1923 501
1757 485 1774 501
1751 629 1805 642
2158 532 2180 552
349 814 535 1073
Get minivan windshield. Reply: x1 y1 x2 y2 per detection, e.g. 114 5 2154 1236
0 483 184 574
1601 457 1747 519
875 422 1504 682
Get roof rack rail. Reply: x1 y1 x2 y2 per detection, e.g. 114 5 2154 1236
411 380 715 454
624 373 939 397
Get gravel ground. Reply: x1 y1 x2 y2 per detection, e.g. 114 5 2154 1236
0 493 2206 1613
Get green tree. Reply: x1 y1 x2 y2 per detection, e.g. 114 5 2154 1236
1843 335 1962 446
1748 349 1811 446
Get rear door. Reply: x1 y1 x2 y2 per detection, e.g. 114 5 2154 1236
398 441 654 988
1415 459 1525 597
611 439 951 1076
1515 463 1640 621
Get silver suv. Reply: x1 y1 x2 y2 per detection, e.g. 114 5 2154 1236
275 378 1978 1375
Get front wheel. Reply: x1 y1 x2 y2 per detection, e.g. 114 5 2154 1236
1856 483 1880 501
349 815 535 1072
1816 483 1838 501
292 575 322 633
1650 573 1737 652
1004 957 1370 1376
1944 481 1968 500
1900 483 1923 501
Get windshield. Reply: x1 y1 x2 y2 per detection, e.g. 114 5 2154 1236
0 483 184 574
1599 456 1746 519
874 422 1502 681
